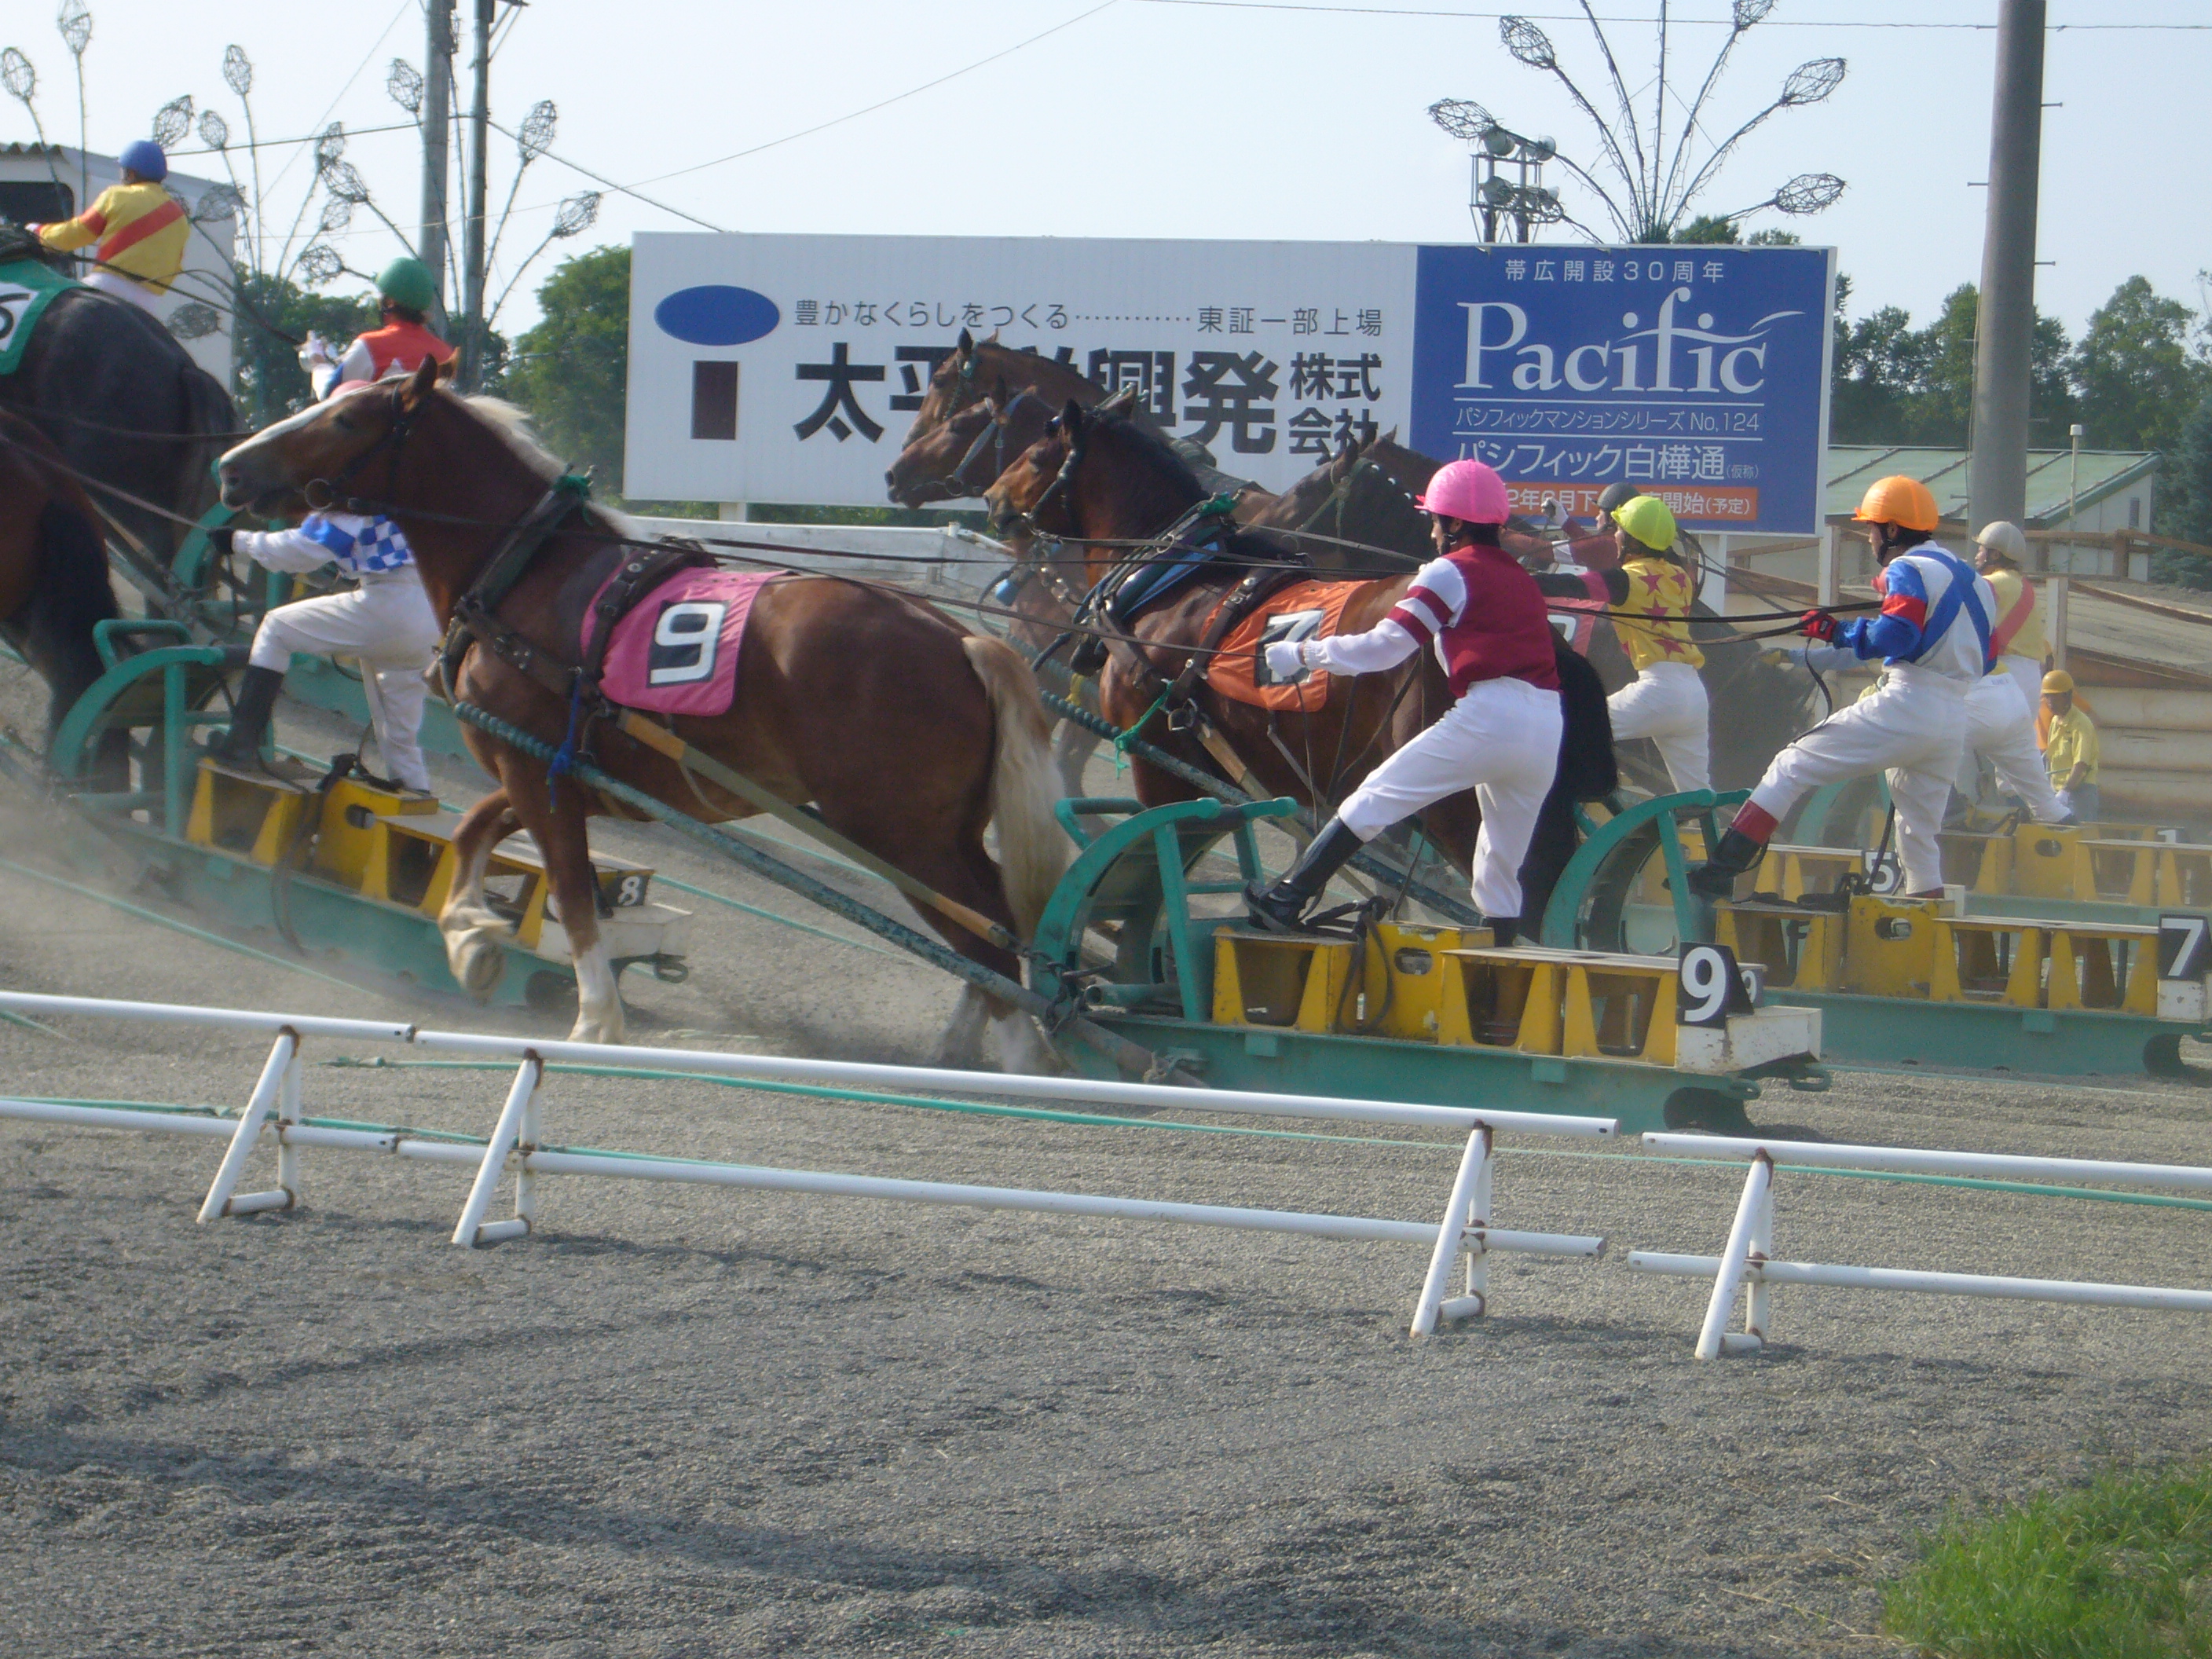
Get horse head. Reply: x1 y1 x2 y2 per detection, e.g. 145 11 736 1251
910 326 1000 438
218 356 449 517
887 372 1010 507
984 398 1083 540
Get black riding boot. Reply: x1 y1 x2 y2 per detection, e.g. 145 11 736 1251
1481 915 1519 947
1245 818 1364 932
208 665 284 767
1686 827 1765 899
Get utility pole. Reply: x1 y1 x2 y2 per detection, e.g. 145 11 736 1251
419 0 455 333
1968 0 2045 533
460 0 493 391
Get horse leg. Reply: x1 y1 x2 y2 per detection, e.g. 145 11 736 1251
438 789 522 996
520 773 624 1045
1051 718 1097 797
932 983 994 1070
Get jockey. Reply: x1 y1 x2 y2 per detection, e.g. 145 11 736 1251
1246 457 1563 944
27 140 188 313
1580 493 1708 793
1690 475 1996 899
299 258 456 398
203 485 442 793
1972 521 2048 715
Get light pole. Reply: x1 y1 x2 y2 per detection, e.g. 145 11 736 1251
419 0 455 333
1968 0 2047 532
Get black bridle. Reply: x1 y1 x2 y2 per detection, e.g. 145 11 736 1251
302 383 426 516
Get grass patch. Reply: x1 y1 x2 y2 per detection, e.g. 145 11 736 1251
1884 1462 2212 1657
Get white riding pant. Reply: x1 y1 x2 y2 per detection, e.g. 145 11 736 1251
1339 676 1564 921
1606 660 1710 793
84 268 165 313
1963 669 2069 823
1745 666 1971 894
249 567 442 791
1998 651 2045 722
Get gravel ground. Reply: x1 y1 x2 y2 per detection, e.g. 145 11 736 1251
2 687 2210 1657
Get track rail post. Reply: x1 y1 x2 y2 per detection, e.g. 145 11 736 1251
1411 1126 1492 1336
1696 1152 1774 1359
197 1029 300 1221
453 1053 543 1247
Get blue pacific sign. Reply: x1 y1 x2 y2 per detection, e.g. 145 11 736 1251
1407 244 1835 535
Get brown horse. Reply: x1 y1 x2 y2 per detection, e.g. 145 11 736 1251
887 375 1063 508
895 329 1273 518
0 410 126 771
216 362 1069 1065
983 401 1617 928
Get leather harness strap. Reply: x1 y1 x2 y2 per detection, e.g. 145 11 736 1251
437 522 1025 955
434 474 594 700
580 537 718 689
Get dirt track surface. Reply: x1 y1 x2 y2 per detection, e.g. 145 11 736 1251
2 694 2210 1657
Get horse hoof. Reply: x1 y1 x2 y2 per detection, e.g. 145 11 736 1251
567 1006 625 1046
452 934 508 997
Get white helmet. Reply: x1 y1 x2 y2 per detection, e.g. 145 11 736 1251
1976 521 2028 565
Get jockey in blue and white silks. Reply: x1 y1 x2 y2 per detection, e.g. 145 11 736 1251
1692 475 1998 899
204 510 441 791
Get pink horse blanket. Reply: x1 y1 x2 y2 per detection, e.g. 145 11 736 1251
582 567 781 718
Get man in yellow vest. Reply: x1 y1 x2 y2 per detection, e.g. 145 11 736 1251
2042 670 2100 822
27 141 188 313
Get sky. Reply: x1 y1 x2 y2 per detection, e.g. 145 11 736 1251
4 1 2206 346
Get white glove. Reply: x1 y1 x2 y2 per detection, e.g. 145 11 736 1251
297 331 334 371
1263 639 1309 679
2053 788 2075 816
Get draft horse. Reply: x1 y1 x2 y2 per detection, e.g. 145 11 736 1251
218 361 1070 1066
984 401 1616 931
0 409 127 776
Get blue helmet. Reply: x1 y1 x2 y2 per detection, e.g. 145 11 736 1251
119 139 167 181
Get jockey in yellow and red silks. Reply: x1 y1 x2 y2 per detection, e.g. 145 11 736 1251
29 140 189 313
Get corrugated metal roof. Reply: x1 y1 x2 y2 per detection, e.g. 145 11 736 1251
1826 444 2158 526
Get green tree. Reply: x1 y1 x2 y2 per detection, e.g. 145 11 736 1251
503 244 632 490
2153 393 2212 588
2070 275 2212 457
231 269 378 428
1826 283 2075 448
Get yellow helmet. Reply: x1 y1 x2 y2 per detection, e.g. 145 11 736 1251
1852 474 1940 533
1611 493 1678 552
2042 670 2075 694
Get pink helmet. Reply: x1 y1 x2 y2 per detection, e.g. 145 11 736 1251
1415 459 1511 526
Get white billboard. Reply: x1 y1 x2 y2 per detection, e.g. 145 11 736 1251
624 233 1418 507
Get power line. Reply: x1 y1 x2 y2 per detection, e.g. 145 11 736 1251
1134 0 2210 25
486 121 727 233
619 0 1122 190
165 119 418 159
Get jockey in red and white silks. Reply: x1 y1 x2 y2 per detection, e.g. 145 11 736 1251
1247 458 1562 940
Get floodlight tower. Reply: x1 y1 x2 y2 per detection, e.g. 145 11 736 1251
1430 101 1565 242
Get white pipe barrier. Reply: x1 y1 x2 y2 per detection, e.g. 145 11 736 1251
1632 1133 2212 1357
0 992 1613 1333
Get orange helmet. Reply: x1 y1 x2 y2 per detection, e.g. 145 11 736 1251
1852 474 1940 533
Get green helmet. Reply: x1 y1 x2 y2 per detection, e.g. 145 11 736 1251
1611 493 1679 553
375 256 437 313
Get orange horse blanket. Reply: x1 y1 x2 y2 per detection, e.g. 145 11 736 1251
1203 578 1374 712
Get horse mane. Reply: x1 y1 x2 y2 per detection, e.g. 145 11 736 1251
975 341 1096 398
1085 407 1207 500
446 393 641 537
0 225 68 274
1083 410 1300 566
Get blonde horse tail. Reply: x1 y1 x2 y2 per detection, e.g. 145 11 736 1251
961 634 1069 942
